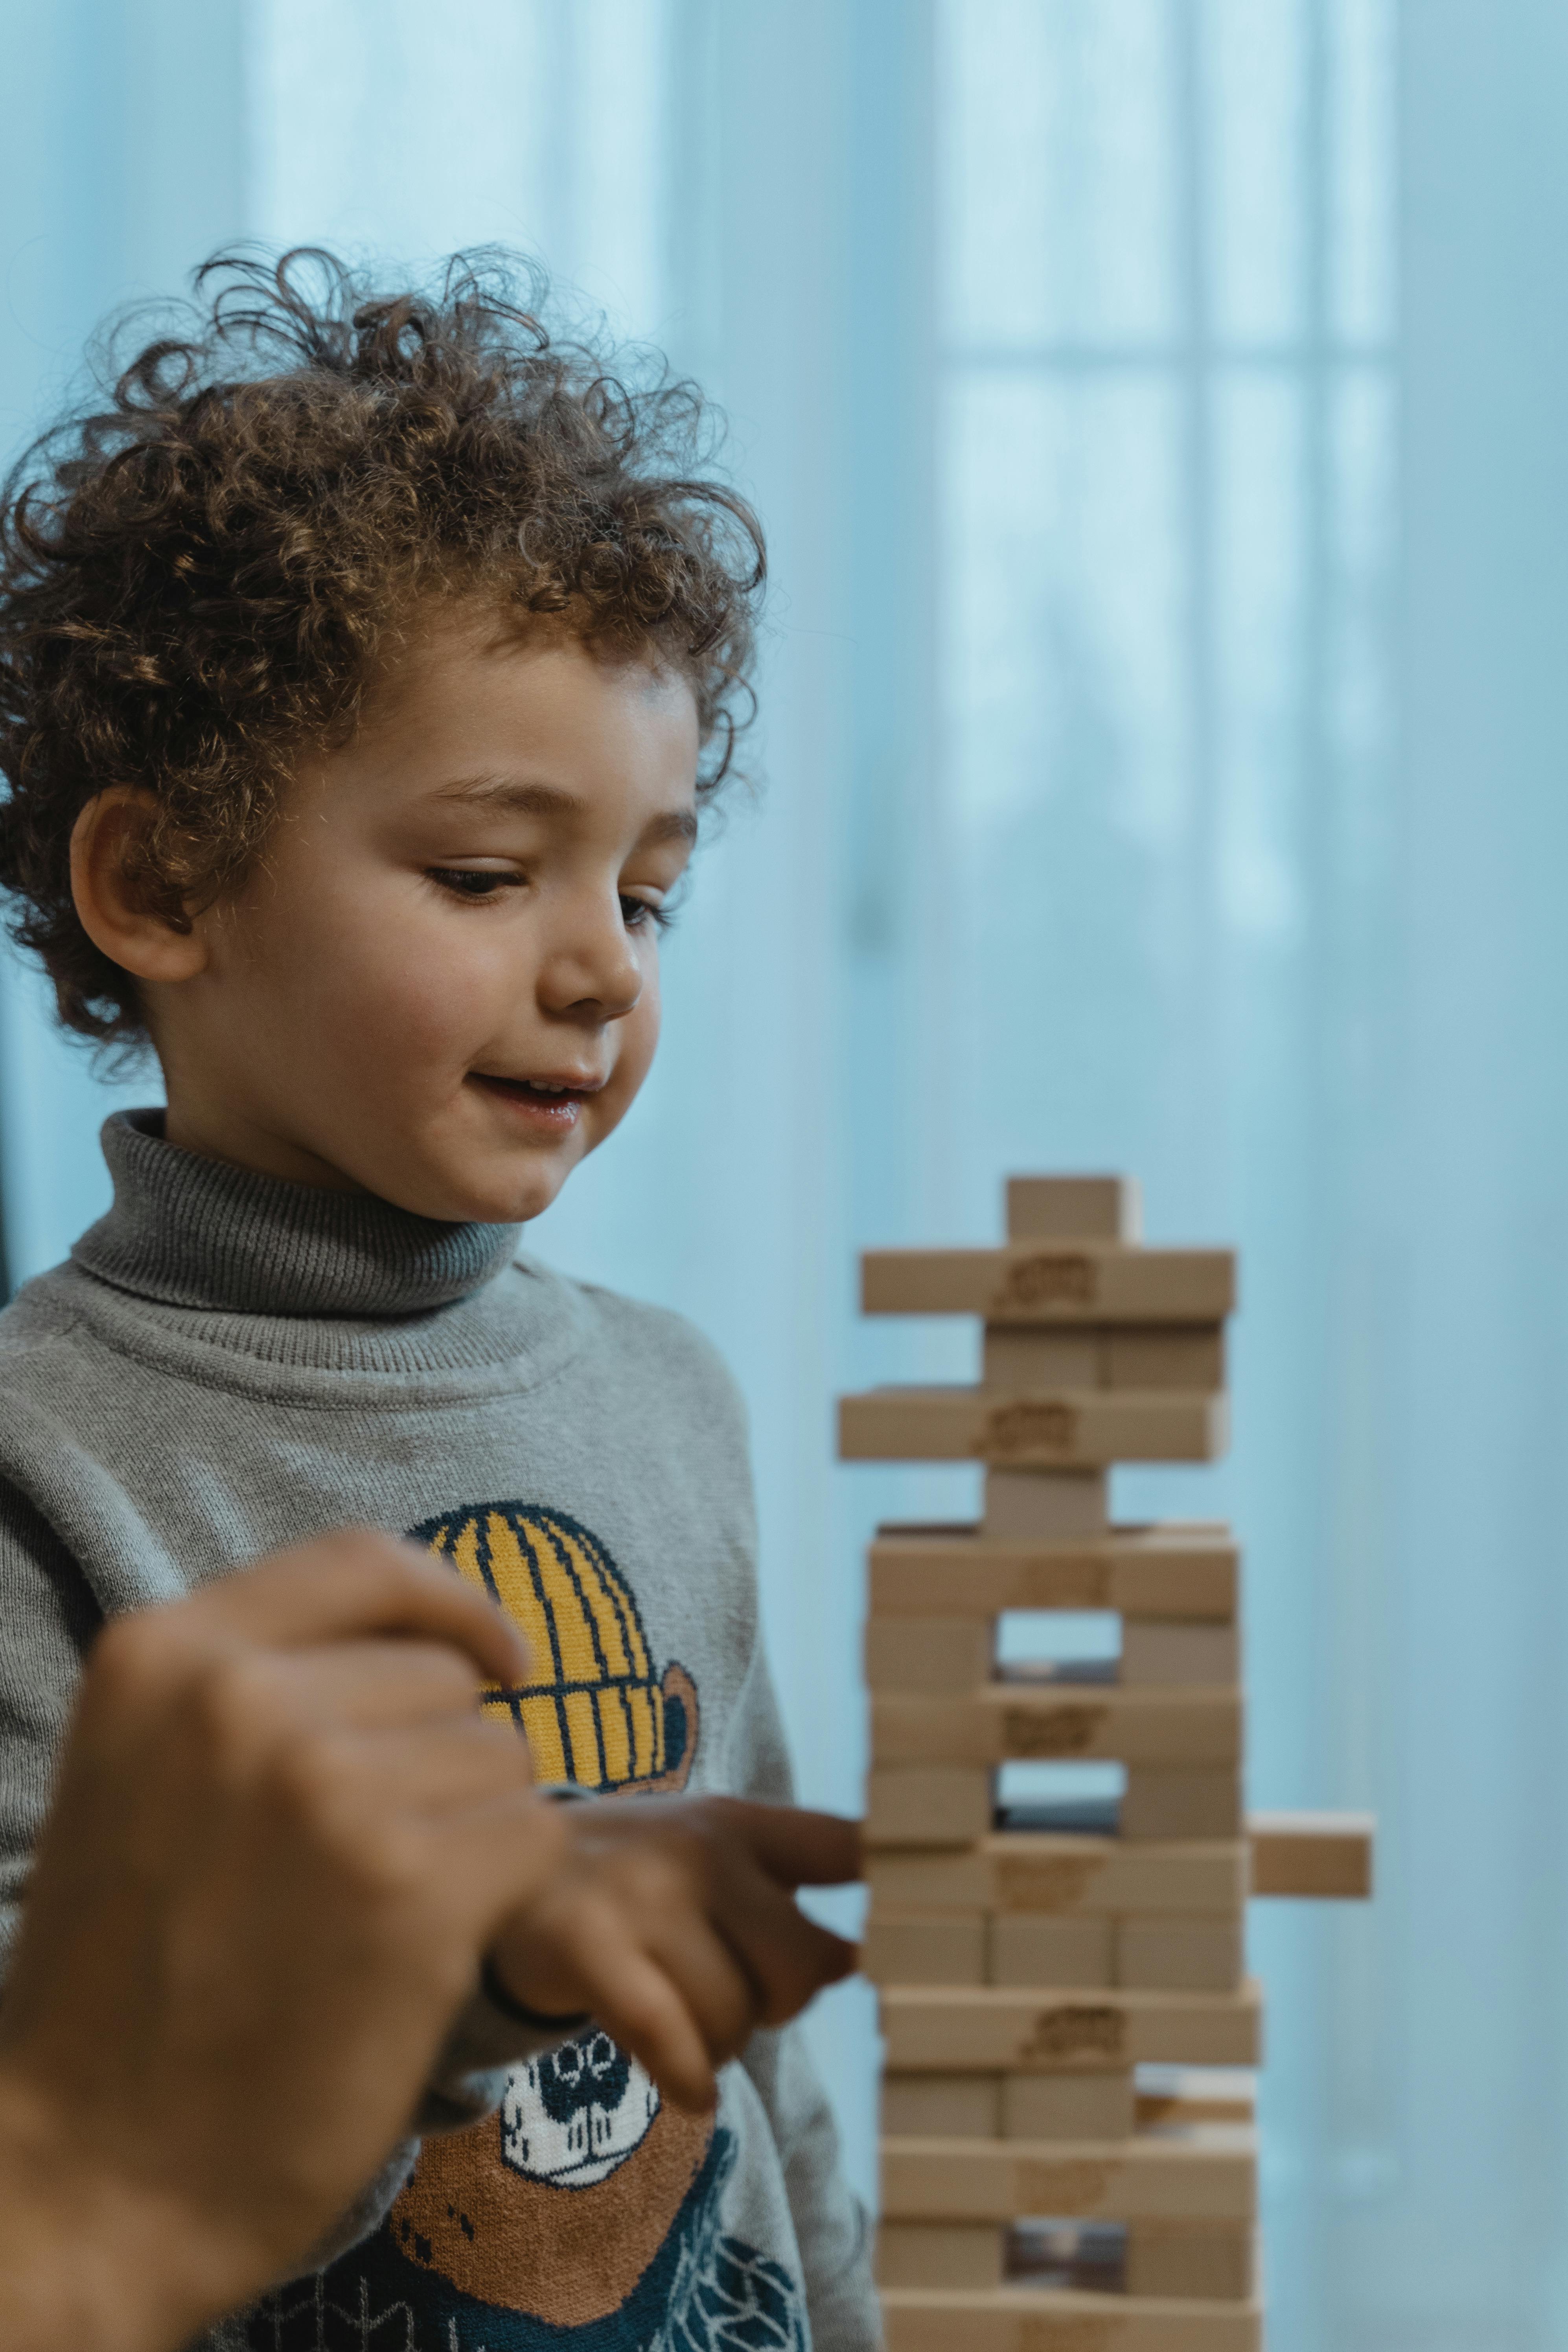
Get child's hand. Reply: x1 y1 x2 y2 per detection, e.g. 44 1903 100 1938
485 1794 861 2111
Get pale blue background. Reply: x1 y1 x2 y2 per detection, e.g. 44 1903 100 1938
1 4 1565 2345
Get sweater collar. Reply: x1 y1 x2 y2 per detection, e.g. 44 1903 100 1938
72 1111 521 1318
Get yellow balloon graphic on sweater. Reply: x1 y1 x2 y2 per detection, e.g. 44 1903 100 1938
414 1500 698 1795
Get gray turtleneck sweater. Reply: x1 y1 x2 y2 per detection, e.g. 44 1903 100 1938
0 1112 875 2352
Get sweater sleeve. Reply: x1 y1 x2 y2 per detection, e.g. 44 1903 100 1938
725 1641 882 2352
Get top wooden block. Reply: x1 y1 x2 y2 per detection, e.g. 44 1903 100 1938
1007 1176 1142 1242
862 1244 1236 1325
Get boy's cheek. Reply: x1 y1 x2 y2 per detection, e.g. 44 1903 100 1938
289 919 503 1070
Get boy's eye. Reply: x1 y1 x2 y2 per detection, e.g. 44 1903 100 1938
428 867 518 900
620 894 671 932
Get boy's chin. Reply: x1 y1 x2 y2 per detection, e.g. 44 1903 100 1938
379 1142 582 1228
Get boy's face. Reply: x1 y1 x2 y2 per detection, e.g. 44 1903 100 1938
149 613 700 1222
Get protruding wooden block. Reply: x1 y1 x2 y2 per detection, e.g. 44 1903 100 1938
1003 2069 1137 2140
990 1914 1114 1987
1103 1326 1226 1391
1126 2221 1257 2301
840 1386 1226 1467
869 1524 1239 1622
861 1244 1236 1325
866 1616 996 1694
1123 1767 1244 1840
1136 2069 1255 2129
879 1982 1264 2073
880 2284 1264 2350
984 1469 1110 1539
876 2221 1002 2290
1248 1811 1374 1897
1007 1176 1142 1242
883 2073 1001 2137
867 1766 993 1848
1116 1918 1245 1994
879 2125 1257 2222
873 1686 1242 1769
865 1911 988 1986
868 1835 1246 1920
982 1329 1101 1390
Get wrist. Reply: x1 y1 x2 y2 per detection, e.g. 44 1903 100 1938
0 2063 232 2352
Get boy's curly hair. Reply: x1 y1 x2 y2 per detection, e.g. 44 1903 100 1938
0 248 765 1043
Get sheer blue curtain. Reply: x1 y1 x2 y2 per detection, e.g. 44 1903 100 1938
2 5 1567 2344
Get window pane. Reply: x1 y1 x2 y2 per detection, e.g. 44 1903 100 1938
1327 0 1397 341
941 371 1194 1182
1202 0 1310 344
941 0 1181 349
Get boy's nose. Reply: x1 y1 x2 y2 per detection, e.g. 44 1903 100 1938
537 904 643 1019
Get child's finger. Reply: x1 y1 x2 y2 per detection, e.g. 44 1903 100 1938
534 1901 718 2113
716 1800 863 1892
708 1866 859 2026
640 1917 760 2063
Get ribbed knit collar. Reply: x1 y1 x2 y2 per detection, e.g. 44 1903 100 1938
72 1111 522 1319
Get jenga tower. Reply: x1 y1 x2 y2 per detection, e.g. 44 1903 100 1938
838 1176 1372 2352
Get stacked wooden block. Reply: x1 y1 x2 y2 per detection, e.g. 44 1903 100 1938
839 1176 1372 2352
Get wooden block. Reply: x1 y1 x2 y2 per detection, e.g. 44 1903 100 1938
1123 1768 1243 1840
1126 2221 1257 2301
866 1616 996 1694
876 2221 1003 2290
867 1767 994 1848
1121 1619 1240 1688
874 1687 1242 1769
868 1837 1246 1920
1136 2070 1255 2129
880 2125 1257 2222
884 2073 1001 2137
1006 1176 1142 1242
983 1328 1102 1390
1102 1326 1226 1391
880 2284 1263 2350
990 1914 1114 1986
840 1386 1226 1467
1248 1810 1374 1897
880 1982 1263 2072
984 1469 1110 1539
862 1244 1236 1324
869 1524 1239 1621
865 1912 987 1985
1003 2070 1137 2140
1116 1918 1245 1994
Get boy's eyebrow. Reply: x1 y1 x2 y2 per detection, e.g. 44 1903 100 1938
432 775 698 848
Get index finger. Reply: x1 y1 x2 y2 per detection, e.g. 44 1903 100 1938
718 1802 863 1891
163 1529 529 1691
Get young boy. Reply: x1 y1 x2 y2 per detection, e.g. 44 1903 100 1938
0 253 878 2352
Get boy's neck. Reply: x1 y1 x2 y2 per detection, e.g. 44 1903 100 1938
163 1087 367 1195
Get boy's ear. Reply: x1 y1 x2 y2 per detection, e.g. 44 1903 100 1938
69 789 210 985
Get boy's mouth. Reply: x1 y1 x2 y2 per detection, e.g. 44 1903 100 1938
467 1071 604 1131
